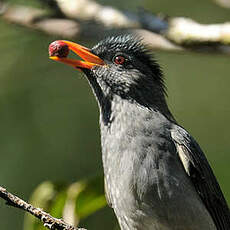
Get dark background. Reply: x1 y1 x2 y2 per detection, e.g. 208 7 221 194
0 0 230 229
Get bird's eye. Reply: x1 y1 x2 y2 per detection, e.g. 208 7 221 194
113 55 126 65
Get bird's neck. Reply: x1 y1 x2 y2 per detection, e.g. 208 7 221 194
98 92 175 126
84 68 175 123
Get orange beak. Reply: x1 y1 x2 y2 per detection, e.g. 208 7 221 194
49 40 105 70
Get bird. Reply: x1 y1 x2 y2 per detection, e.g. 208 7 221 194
49 35 230 230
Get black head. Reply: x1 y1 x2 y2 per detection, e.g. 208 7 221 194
84 35 165 107
50 35 174 121
90 35 165 102
86 35 173 121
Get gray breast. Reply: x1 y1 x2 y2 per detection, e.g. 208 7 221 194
100 100 216 230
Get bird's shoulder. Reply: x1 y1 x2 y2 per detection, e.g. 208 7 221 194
170 124 230 230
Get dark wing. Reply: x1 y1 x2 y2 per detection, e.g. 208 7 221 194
171 125 230 230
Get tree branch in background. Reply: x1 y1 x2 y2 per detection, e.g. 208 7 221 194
1 1 230 54
0 186 86 230
213 0 230 8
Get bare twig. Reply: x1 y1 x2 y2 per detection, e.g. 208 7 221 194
1 4 80 38
0 186 86 230
54 0 139 28
213 0 230 8
1 1 230 54
167 17 230 45
51 0 230 46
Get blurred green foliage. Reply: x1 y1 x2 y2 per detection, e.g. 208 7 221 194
23 176 107 230
0 0 230 230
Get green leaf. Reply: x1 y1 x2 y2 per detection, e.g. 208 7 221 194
23 175 107 230
23 181 67 230
75 175 107 220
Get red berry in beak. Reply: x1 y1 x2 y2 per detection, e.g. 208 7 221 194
49 40 69 58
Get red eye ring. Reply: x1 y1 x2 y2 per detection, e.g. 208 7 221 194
113 55 125 65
